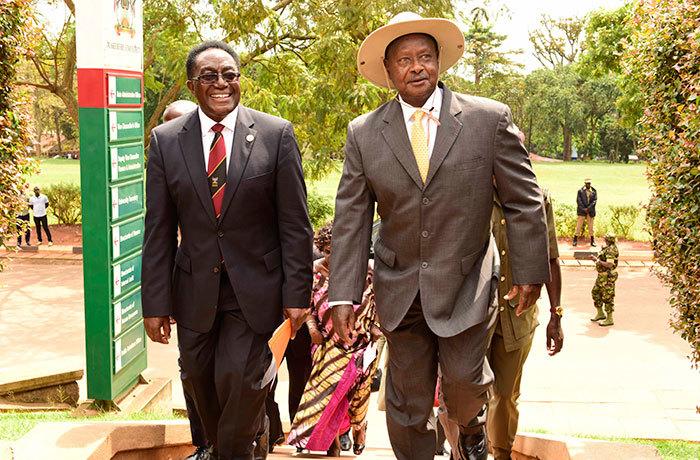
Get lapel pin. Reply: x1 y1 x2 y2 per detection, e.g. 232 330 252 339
246 134 254 142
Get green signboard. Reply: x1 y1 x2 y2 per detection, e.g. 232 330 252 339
114 322 146 374
108 110 144 143
110 143 144 182
111 216 144 260
113 252 142 299
113 289 142 336
108 75 142 105
110 180 144 222
78 1 146 403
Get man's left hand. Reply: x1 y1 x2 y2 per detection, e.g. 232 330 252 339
546 315 564 356
283 307 310 339
505 284 543 316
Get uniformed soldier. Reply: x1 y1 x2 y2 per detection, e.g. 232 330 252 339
589 234 619 327
437 189 564 460
487 190 564 460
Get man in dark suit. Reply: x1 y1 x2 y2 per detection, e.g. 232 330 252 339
142 41 313 460
329 13 549 460
574 178 597 247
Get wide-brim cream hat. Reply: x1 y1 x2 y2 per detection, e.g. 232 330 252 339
357 12 465 88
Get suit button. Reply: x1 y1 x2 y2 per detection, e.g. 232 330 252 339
500 276 506 282
421 261 429 269
422 197 430 205
213 266 220 273
499 306 505 312
500 219 506 225
421 230 429 238
218 231 224 238
213 305 217 309
501 250 506 256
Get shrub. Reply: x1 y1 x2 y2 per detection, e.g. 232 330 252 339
45 183 82 225
0 0 34 269
552 202 577 238
307 189 333 230
624 0 700 365
608 205 640 239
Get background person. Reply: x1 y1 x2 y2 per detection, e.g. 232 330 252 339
287 223 381 457
439 188 564 460
589 234 619 327
141 40 313 460
29 186 52 246
329 13 549 460
16 185 31 247
160 98 210 460
574 178 597 247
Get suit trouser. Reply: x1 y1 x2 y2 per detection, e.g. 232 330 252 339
575 215 594 237
179 357 207 448
16 214 30 245
178 306 272 460
382 295 495 460
33 215 52 242
486 321 534 460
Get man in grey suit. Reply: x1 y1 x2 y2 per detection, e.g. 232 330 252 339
329 13 550 460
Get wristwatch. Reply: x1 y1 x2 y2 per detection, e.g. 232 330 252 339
550 305 563 317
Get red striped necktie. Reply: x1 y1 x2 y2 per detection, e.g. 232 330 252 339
207 123 227 218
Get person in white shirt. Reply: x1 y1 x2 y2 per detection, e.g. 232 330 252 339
29 187 52 246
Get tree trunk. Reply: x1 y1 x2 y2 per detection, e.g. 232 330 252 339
54 111 62 154
562 125 572 161
527 113 533 153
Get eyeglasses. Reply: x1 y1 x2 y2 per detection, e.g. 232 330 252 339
191 71 241 85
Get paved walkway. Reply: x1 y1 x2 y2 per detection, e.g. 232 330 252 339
0 258 698 454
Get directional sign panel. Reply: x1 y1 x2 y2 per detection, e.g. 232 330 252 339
77 0 147 402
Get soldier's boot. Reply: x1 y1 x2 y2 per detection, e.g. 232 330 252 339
573 235 578 247
590 307 606 322
590 236 596 247
599 311 614 327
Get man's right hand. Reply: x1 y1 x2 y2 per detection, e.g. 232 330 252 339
144 316 171 344
331 303 356 346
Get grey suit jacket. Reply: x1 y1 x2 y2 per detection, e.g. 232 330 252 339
329 83 549 337
142 107 313 334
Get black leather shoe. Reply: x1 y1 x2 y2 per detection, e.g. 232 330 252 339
457 432 487 460
253 415 269 460
339 431 352 451
185 445 213 460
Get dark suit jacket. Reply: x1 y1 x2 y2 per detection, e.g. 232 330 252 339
576 186 597 216
329 83 549 337
142 107 313 334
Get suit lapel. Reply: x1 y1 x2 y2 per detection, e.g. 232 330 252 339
219 106 256 222
381 100 424 190
424 85 463 188
178 111 217 225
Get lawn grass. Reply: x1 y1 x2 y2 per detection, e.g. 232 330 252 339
29 157 652 239
27 158 81 189
0 409 184 442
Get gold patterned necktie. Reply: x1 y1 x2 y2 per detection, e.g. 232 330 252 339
410 109 429 183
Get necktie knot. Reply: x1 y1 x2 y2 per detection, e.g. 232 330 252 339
412 110 425 122
212 123 225 133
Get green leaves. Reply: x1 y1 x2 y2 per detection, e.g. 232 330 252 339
0 0 35 268
624 0 700 367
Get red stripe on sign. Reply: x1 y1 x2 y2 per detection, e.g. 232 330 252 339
77 68 144 109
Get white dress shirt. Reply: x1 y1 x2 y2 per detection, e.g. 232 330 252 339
198 106 239 172
397 86 443 159
328 86 443 308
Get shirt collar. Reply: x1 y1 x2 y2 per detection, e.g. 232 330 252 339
398 85 443 123
198 106 239 136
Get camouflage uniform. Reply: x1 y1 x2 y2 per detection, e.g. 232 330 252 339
591 237 618 326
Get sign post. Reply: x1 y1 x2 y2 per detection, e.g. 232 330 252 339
76 0 147 403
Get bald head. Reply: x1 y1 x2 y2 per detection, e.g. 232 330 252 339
163 100 197 123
